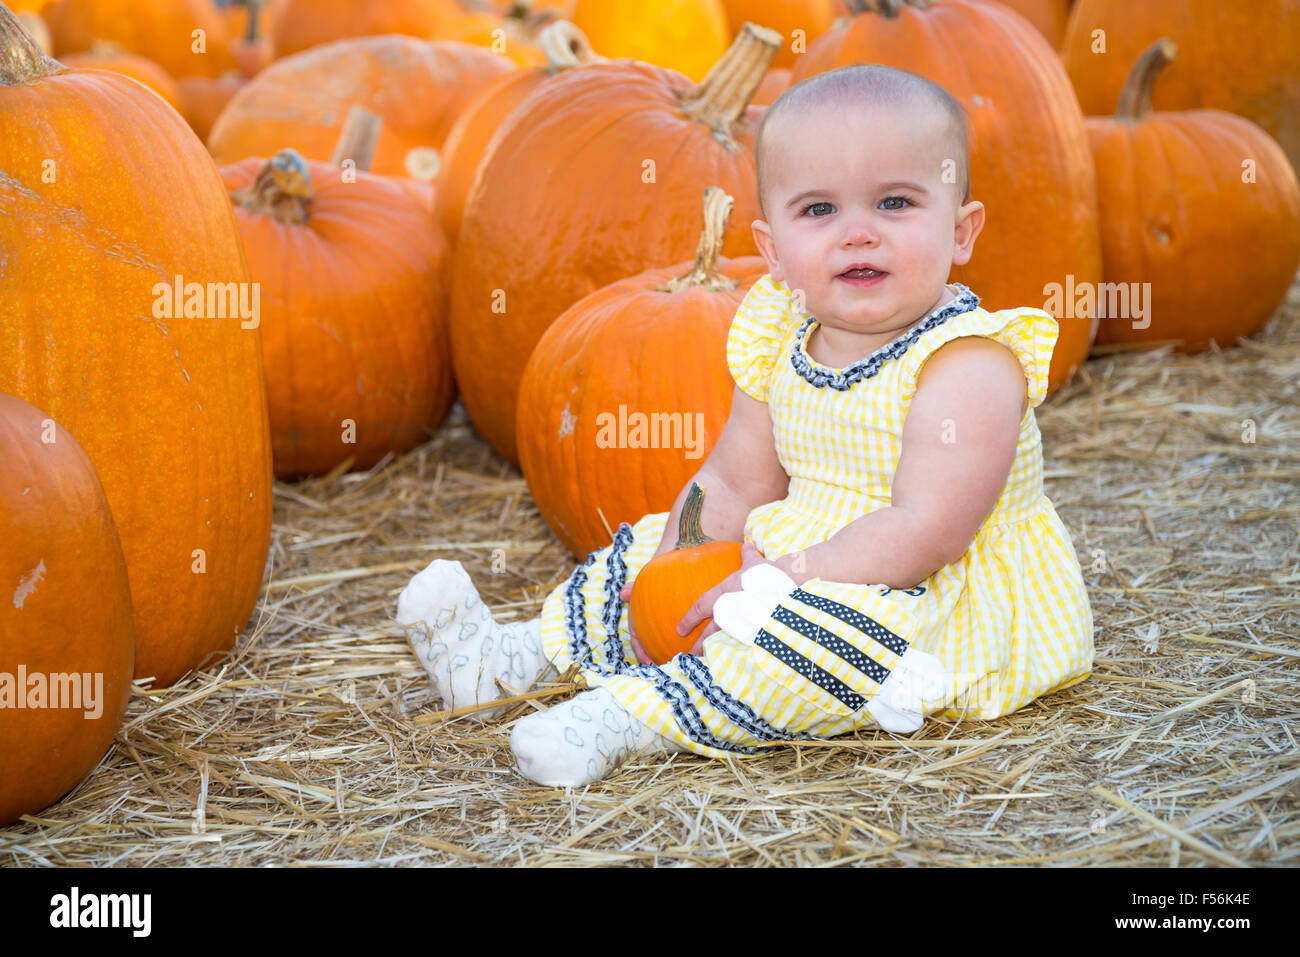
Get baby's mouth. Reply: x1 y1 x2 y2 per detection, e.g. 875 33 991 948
838 266 887 281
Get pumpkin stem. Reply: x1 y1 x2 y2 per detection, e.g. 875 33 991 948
676 482 715 549
330 105 382 172
538 20 604 72
1115 38 1177 122
656 187 738 294
677 21 782 149
231 149 313 225
0 2 63 86
243 0 263 45
843 0 927 15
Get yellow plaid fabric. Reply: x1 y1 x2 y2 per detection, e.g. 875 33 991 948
539 276 1093 756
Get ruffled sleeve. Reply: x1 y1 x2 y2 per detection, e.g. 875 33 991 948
726 275 798 403
898 306 1059 411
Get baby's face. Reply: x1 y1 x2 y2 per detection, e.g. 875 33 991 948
752 104 982 345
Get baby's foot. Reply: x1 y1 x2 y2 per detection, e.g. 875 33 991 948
396 560 556 720
511 686 686 787
867 648 948 733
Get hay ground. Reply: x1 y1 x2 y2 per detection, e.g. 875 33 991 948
5 277 1299 868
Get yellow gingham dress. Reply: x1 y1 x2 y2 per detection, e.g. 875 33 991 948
538 276 1094 757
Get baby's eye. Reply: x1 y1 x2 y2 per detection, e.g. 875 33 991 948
802 201 835 217
880 196 912 211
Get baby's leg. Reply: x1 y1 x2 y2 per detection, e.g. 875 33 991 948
512 687 687 787
396 560 556 720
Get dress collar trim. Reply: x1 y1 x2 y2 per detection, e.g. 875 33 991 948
789 284 980 390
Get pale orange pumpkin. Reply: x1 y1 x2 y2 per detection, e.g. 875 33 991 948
517 188 767 558
0 393 135 827
208 36 513 179
1086 40 1300 353
450 23 781 465
793 0 1102 396
223 109 456 477
1 6 273 688
629 481 744 664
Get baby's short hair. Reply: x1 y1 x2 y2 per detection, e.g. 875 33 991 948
755 64 972 217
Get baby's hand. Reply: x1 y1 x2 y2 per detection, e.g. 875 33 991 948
676 543 769 655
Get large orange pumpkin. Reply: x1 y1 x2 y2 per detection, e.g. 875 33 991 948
267 0 461 60
518 188 766 558
0 393 135 827
1086 40 1300 353
450 23 781 465
720 0 840 69
992 0 1071 48
571 0 729 82
1062 0 1299 176
58 41 184 111
793 0 1102 396
223 110 456 477
434 19 605 248
629 481 744 664
0 6 272 688
43 0 238 77
207 35 513 179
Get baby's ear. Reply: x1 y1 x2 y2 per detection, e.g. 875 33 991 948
751 220 783 279
952 201 985 267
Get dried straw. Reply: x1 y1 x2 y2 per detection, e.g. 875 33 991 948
4 275 1298 867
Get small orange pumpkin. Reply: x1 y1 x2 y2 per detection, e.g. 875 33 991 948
630 482 744 664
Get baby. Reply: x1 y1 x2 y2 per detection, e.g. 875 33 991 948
397 64 1094 787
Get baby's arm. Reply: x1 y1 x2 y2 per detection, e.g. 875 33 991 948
645 383 789 562
770 336 1028 588
620 384 788 652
